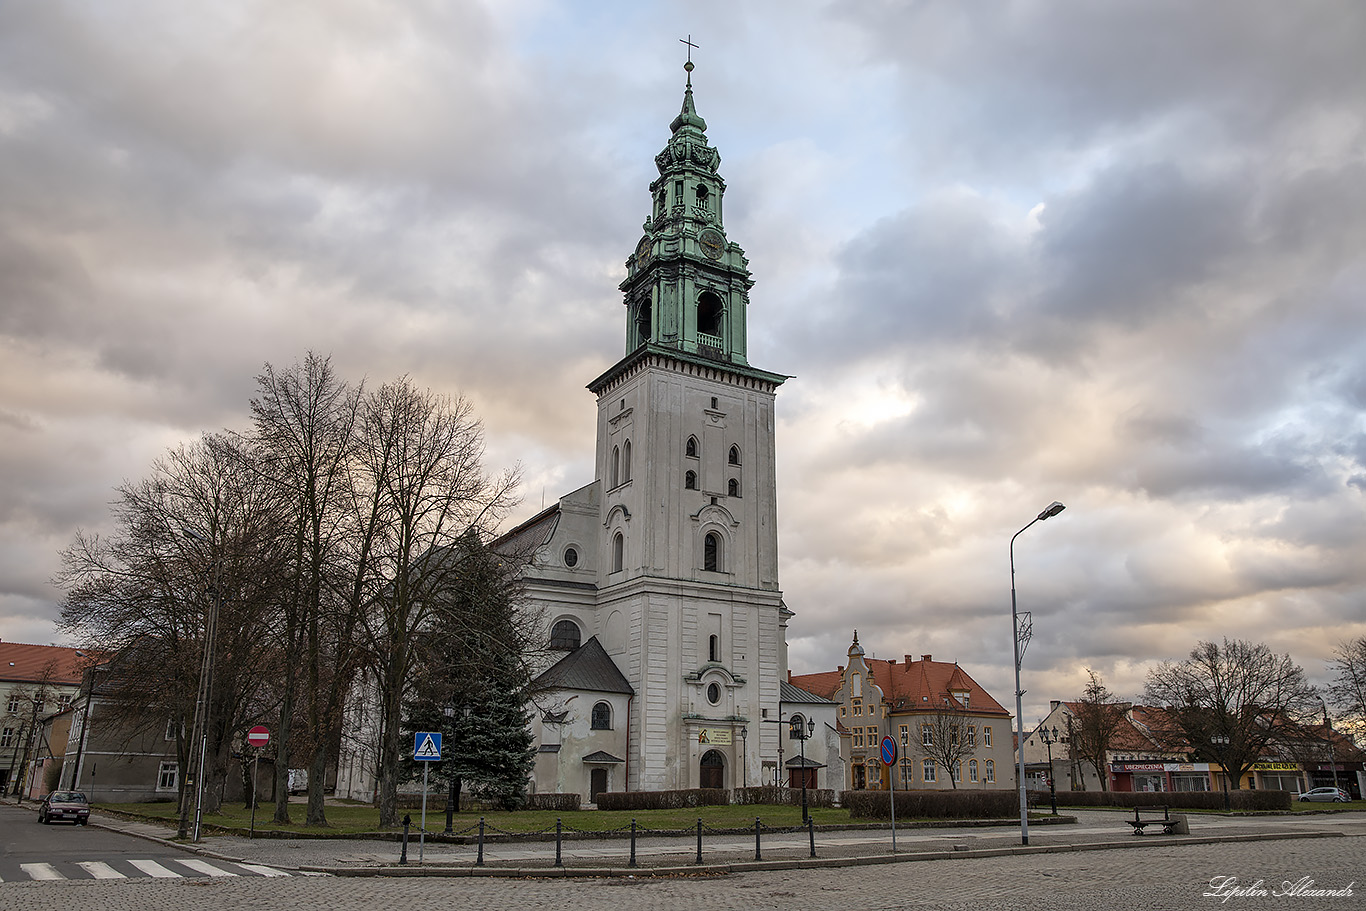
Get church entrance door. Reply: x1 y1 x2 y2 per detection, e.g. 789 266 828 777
590 768 608 803
700 750 725 789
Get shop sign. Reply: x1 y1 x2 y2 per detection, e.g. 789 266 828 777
697 728 733 745
1164 763 1210 773
1251 762 1299 771
1111 763 1164 772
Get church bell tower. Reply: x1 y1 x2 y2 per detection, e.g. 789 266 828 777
586 58 790 792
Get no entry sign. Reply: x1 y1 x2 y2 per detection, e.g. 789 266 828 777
247 725 270 748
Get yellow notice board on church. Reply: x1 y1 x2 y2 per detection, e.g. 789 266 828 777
697 728 733 745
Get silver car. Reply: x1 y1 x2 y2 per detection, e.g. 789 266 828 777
1298 787 1350 802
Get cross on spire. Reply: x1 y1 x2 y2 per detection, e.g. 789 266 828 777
680 35 699 85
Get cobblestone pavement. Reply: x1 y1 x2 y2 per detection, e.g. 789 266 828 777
2 835 1362 910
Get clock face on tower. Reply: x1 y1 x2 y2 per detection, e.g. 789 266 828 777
636 236 653 264
698 229 725 260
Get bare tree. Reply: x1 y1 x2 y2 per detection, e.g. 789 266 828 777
1069 670 1128 792
352 378 520 826
1326 637 1366 746
1144 638 1319 790
250 353 366 826
915 697 975 789
57 434 289 832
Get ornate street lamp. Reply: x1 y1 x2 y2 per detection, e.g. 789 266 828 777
1010 501 1065 846
1211 734 1231 811
1319 699 1342 797
1039 726 1059 815
740 726 748 790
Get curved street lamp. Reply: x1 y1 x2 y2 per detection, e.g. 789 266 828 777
1011 501 1065 846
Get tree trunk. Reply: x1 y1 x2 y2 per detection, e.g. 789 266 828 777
273 676 294 823
306 742 329 826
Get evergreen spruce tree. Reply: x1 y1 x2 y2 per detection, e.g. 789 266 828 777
403 532 534 811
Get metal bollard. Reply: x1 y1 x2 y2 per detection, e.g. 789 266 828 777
695 818 703 865
555 817 563 867
629 819 637 868
808 815 816 858
476 816 485 866
754 817 761 861
400 814 410 865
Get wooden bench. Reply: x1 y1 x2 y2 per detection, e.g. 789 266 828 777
1126 805 1186 835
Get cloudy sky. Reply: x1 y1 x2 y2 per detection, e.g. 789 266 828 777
3 0 1364 724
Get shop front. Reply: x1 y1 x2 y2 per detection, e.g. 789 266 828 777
1310 763 1362 799
1110 762 1167 792
1251 762 1306 795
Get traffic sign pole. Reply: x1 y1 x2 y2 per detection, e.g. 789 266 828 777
880 736 898 853
413 732 442 864
246 726 270 840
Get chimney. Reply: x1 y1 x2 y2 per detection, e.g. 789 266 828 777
1050 700 1061 712
904 655 914 665
921 654 932 662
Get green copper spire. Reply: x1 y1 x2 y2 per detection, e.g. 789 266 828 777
615 54 760 370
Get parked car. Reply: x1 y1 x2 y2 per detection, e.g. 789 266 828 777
1298 787 1350 803
38 790 91 825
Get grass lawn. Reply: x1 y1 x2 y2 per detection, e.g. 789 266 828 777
99 800 858 837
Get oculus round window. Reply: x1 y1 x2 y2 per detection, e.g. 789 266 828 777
564 547 578 568
706 682 722 705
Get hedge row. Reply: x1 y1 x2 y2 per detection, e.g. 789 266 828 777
842 789 1018 820
733 786 837 808
1053 789 1292 811
595 788 730 811
525 792 582 812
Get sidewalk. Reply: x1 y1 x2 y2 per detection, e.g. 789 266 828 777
45 801 1362 878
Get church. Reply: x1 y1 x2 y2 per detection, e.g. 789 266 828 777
501 60 801 800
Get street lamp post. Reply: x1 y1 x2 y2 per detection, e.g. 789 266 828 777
794 718 815 824
1010 500 1065 847
1319 699 1341 797
443 703 471 834
1211 734 1231 811
740 726 748 790
1039 726 1059 815
178 528 222 843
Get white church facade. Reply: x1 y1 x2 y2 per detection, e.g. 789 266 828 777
504 64 796 799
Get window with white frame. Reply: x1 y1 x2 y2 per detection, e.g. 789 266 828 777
0 727 14 748
57 694 72 711
899 724 909 745
164 718 179 741
921 724 933 746
969 760 979 782
983 726 992 747
157 761 178 791
985 760 995 782
967 726 976 747
923 759 936 782
6 695 21 714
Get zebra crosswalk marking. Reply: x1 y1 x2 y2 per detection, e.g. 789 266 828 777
129 859 181 878
76 861 125 879
173 858 238 877
235 862 290 877
19 863 64 880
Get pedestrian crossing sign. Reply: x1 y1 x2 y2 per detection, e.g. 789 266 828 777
413 732 442 761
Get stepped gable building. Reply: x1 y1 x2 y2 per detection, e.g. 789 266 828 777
789 632 1015 792
502 61 792 799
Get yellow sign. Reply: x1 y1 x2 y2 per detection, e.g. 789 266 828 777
1251 762 1299 772
697 728 733 746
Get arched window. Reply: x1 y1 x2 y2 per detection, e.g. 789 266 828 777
788 713 806 741
697 291 723 338
708 635 719 663
685 436 698 458
611 446 620 487
728 445 740 465
703 532 721 572
550 619 581 650
622 440 632 482
969 760 979 783
685 470 697 490
727 478 740 497
591 702 612 730
985 760 995 783
612 532 624 573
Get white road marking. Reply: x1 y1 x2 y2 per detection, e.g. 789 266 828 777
76 860 126 879
130 859 183 878
173 858 239 877
20 863 64 880
235 862 291 877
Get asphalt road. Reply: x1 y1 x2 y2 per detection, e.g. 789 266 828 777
0 804 294 883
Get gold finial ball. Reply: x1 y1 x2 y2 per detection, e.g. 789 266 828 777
684 61 695 72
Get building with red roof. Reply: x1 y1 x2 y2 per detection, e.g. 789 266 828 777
788 632 1014 792
1 640 89 795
